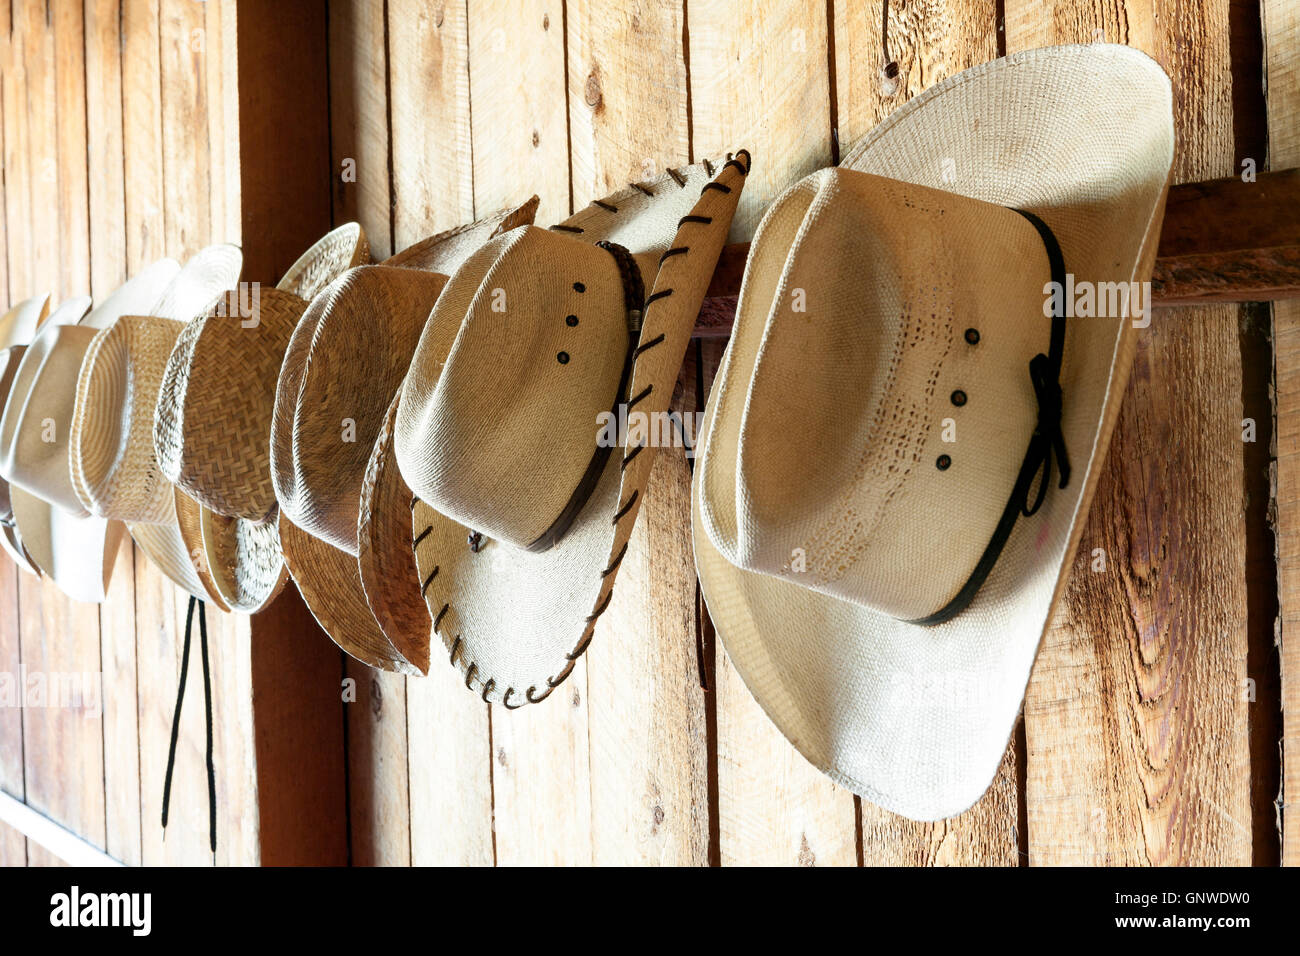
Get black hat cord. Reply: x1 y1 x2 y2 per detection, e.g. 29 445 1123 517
161 595 217 853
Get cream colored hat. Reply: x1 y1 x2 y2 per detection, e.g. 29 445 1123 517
0 294 52 574
272 201 538 672
397 155 748 705
0 295 123 602
692 44 1174 821
158 226 367 612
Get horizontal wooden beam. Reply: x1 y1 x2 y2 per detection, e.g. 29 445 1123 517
693 168 1300 336
0 790 123 867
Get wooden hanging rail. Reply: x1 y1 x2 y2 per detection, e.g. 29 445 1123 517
693 168 1300 336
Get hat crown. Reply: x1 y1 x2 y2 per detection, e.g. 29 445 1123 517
700 168 1056 621
397 225 631 550
272 264 448 554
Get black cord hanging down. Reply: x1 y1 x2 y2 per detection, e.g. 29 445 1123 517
161 595 217 853
906 208 1071 627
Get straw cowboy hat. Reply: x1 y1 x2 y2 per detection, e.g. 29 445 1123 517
0 294 52 574
149 230 367 613
271 201 539 673
395 154 748 704
65 249 242 604
692 44 1174 821
0 294 125 602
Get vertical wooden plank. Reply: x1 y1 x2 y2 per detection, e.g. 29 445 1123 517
18 0 108 869
1265 0 1300 867
835 0 998 155
567 0 709 867
833 0 1018 866
52 0 91 297
387 0 475 244
467 0 569 224
346 667 410 866
237 0 347 867
83 0 142 867
328 0 392 259
0 1 32 870
155 0 225 865
120 0 176 870
380 0 493 867
328 0 409 868
688 0 857 867
464 0 592 867
1009 0 1253 866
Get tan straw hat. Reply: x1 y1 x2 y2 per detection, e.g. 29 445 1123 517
396 155 748 705
159 225 369 612
273 201 538 672
692 44 1175 821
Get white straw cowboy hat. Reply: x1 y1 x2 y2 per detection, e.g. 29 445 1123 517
692 44 1174 821
0 294 52 574
0 295 123 602
66 249 241 603
396 155 748 705
272 201 538 673
151 231 365 613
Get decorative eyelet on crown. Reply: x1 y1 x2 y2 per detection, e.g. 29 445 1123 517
964 328 980 345
950 390 967 407
573 282 586 293
566 314 578 327
936 454 952 471
557 351 570 364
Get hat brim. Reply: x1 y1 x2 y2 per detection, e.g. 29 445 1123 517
10 486 123 603
693 43 1173 820
0 520 41 575
172 489 233 611
128 520 213 602
198 507 288 613
357 393 430 675
410 156 748 704
279 511 420 675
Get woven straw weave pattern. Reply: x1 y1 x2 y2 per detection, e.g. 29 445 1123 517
155 287 305 521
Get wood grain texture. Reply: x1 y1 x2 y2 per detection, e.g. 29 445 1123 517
1009 0 1253 866
369 0 493 867
834 0 998 155
387 0 475 243
16 1 108 869
1265 0 1300 867
567 0 709 867
328 0 392 258
465 0 594 867
83 0 143 868
0 1 29 872
687 0 857 866
346 665 411 866
467 0 569 226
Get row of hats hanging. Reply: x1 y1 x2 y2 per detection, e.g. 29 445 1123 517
0 43 1178 824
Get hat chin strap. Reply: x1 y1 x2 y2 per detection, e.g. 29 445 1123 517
906 208 1072 627
522 241 645 553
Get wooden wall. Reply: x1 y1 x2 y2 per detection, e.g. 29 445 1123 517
327 0 1292 865
0 0 1294 866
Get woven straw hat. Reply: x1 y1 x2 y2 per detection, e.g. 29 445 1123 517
273 201 538 672
692 44 1175 821
162 225 369 613
396 156 748 705
0 294 52 575
106 248 245 602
